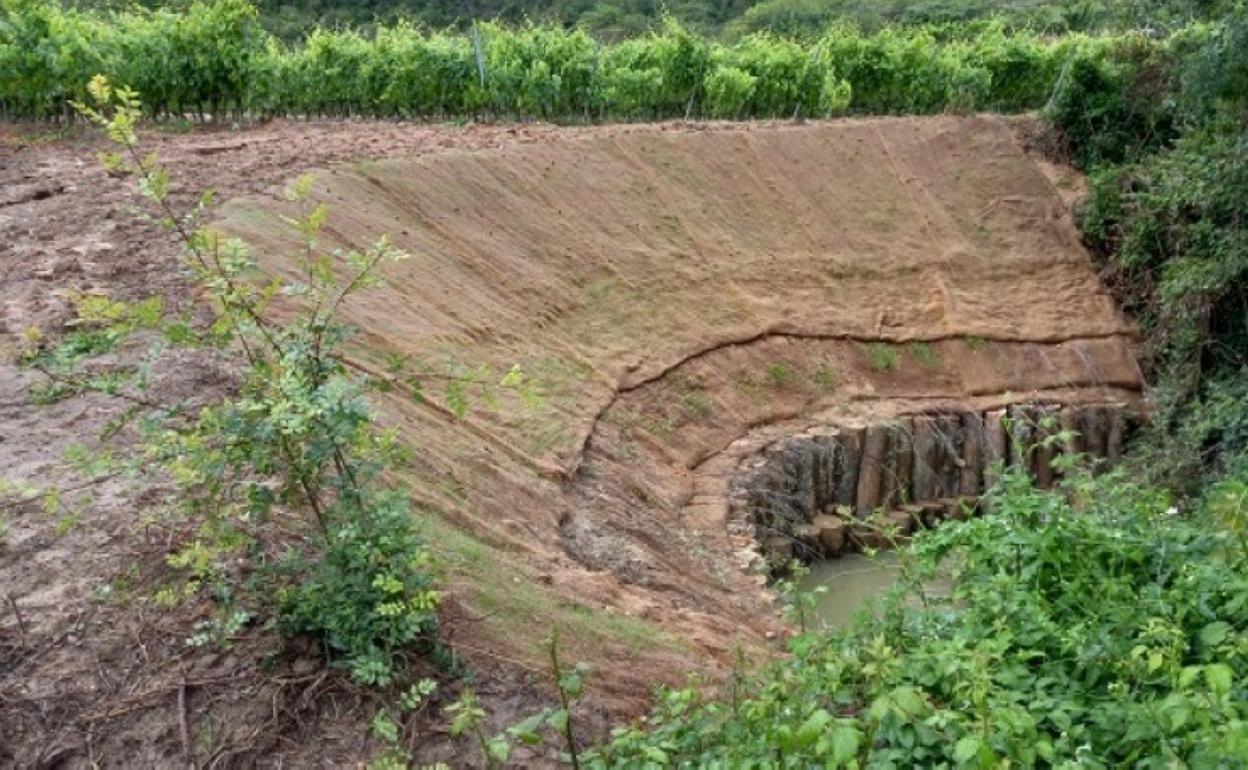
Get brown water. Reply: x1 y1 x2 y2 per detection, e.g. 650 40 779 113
800 552 904 629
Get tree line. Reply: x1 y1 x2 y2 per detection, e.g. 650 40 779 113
68 0 1242 41
4 0 1147 122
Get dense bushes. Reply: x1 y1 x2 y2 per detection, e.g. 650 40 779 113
0 0 266 118
243 0 1244 41
1047 12 1248 488
1045 33 1179 168
3 0 1129 121
590 468 1248 766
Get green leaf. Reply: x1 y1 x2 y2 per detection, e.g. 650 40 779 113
446 378 469 418
1035 739 1054 761
954 735 981 763
508 712 547 745
796 708 831 747
548 708 569 733
486 737 511 762
829 723 861 764
558 671 585 698
1206 663 1233 696
370 709 399 743
1200 621 1231 648
891 687 928 717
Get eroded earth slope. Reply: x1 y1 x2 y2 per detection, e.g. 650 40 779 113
217 114 1142 663
1 115 1142 764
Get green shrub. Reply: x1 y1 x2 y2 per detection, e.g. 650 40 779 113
766 361 794 387
0 0 1135 122
812 361 837 391
703 64 756 118
478 22 597 118
908 340 940 369
280 491 440 685
1045 34 1177 168
590 468 1248 766
1053 12 1248 484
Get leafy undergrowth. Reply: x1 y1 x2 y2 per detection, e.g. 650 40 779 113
589 467 1248 767
1046 10 1248 491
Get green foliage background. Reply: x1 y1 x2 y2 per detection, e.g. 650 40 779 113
1046 11 1248 490
0 0 1158 121
62 0 1242 40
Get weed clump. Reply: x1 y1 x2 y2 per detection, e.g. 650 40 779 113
859 342 900 372
812 361 837 391
908 341 940 369
766 362 794 388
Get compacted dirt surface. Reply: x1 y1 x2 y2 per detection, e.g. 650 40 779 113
0 115 1143 766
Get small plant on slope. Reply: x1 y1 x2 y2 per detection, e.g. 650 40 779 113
766 361 794 388
443 628 590 768
908 341 940 370
859 341 900 372
812 361 837 392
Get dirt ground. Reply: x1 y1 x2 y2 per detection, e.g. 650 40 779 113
0 115 1143 767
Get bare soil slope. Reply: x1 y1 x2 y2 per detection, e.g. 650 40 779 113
0 115 1142 765
216 114 1142 670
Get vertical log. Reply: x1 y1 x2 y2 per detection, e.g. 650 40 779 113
1008 404 1034 472
808 435 826 512
761 537 793 568
959 411 984 496
1059 405 1084 458
932 414 963 499
826 432 843 509
811 428 839 511
749 475 772 534
834 426 863 506
855 425 888 517
983 408 1008 488
761 446 789 535
1081 406 1109 462
778 440 807 523
911 416 938 503
882 417 914 509
1032 405 1057 489
1106 406 1126 464
810 513 847 556
789 438 817 520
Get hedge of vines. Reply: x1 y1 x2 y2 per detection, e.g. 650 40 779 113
2 0 1133 121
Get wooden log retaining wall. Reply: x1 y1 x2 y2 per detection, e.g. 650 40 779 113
731 402 1138 566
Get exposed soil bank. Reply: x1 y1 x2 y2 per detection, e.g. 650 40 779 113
1 115 1143 764
214 114 1143 672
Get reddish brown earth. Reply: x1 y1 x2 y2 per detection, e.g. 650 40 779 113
0 115 1143 766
